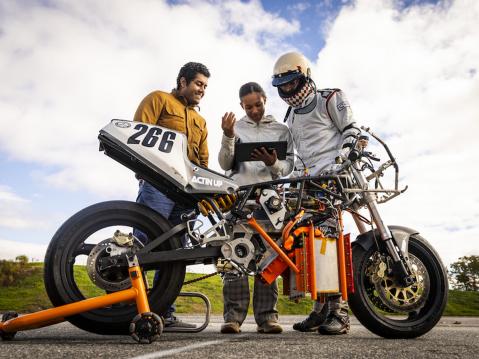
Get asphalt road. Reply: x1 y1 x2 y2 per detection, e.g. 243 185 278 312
1 315 478 359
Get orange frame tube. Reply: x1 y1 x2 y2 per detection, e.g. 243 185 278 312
337 210 348 301
308 223 317 300
129 265 151 314
0 264 149 334
248 217 299 274
282 210 304 244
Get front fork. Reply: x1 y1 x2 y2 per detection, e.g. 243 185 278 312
351 167 416 287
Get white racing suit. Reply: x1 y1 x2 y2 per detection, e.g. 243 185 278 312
285 88 360 333
285 88 360 175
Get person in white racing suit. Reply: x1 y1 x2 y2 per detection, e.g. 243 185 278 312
218 82 294 334
272 51 361 335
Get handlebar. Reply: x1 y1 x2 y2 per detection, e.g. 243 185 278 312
327 127 408 204
361 126 400 190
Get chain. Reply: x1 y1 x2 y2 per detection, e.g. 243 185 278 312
182 272 218 285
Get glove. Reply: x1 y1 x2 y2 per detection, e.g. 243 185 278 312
320 163 344 175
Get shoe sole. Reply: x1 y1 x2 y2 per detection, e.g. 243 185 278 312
318 329 349 335
293 326 320 332
166 325 197 329
257 328 283 334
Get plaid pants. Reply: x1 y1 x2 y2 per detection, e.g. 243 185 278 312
223 274 279 326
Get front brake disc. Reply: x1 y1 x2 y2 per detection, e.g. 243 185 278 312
373 254 430 312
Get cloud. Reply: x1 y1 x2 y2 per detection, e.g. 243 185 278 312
222 0 300 48
287 2 312 13
0 185 48 229
0 0 295 197
0 238 47 262
0 0 477 266
314 0 479 265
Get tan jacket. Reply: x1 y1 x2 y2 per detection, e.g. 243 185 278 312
133 90 208 167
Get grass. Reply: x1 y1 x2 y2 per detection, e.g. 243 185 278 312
1 263 478 316
443 290 479 316
0 263 52 312
175 274 315 315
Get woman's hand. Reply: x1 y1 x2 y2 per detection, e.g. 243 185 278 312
251 147 277 166
222 112 236 138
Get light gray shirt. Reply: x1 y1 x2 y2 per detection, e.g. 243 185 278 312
218 115 294 186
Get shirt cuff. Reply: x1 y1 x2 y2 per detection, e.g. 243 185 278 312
221 133 235 148
267 159 282 177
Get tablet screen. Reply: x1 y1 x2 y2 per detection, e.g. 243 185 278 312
234 141 287 162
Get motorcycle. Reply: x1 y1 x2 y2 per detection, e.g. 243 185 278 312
39 119 447 340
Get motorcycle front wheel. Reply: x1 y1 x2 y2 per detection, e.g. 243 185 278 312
348 234 448 338
44 200 186 335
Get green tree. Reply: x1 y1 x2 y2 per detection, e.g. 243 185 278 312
15 255 29 266
0 260 16 286
449 255 479 291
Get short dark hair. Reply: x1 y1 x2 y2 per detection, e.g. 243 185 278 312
239 82 266 100
176 62 210 89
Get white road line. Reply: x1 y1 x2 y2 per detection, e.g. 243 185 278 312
129 338 234 359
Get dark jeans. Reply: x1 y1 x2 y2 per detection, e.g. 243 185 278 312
133 180 193 317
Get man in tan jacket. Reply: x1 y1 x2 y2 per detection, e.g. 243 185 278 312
134 63 209 166
133 62 210 328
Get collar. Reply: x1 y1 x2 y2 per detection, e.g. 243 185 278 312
295 91 316 109
171 89 187 105
171 89 199 110
294 92 317 115
243 114 275 125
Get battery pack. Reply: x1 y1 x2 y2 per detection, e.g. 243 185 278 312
314 236 339 293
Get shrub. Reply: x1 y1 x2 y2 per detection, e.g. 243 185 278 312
0 259 38 286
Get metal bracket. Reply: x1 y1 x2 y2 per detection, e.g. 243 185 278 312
127 255 139 267
162 292 211 333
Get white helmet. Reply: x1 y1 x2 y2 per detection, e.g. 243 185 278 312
272 51 312 87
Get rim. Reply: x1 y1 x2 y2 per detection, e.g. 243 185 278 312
362 251 433 322
58 217 169 309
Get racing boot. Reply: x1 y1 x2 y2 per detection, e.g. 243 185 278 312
318 295 350 335
293 301 329 332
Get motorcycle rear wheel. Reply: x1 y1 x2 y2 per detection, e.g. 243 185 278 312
348 234 448 338
44 200 186 335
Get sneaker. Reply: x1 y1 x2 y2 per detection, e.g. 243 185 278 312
220 321 241 334
318 311 350 335
163 315 196 329
257 320 283 334
293 309 328 332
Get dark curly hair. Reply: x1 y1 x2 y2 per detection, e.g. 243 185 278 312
239 82 266 100
176 62 210 90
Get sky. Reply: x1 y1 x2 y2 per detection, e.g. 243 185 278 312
0 0 478 268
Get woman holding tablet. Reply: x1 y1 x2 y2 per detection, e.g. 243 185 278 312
219 82 294 186
218 82 294 334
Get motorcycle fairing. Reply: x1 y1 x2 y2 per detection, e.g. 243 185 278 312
98 120 239 199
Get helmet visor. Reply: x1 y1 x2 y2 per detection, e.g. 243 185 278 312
272 70 303 87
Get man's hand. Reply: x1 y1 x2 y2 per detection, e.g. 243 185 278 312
222 112 236 138
251 147 277 167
